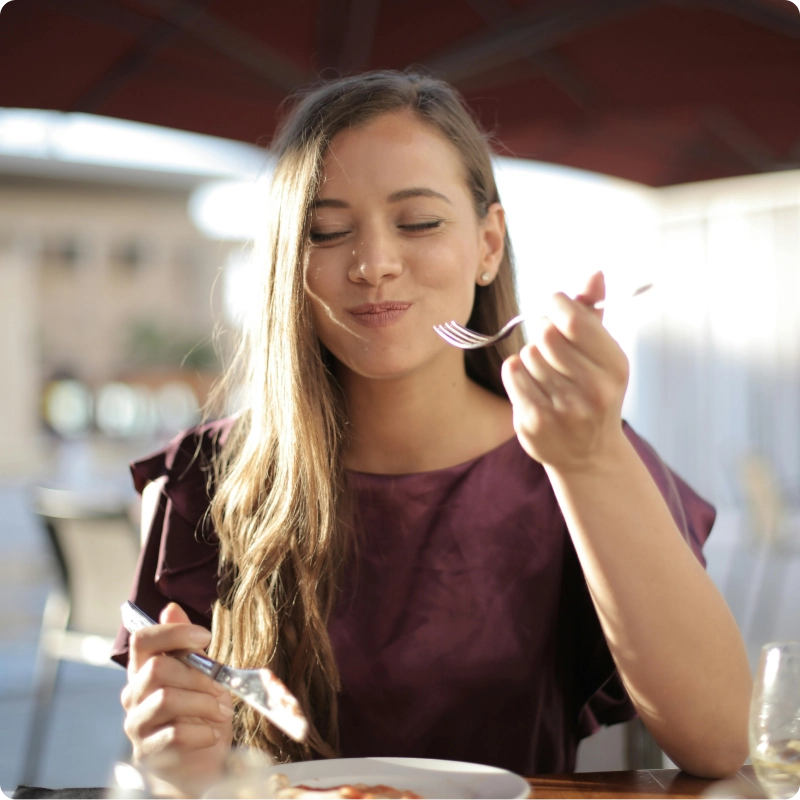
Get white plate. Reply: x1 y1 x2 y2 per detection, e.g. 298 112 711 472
249 756 531 799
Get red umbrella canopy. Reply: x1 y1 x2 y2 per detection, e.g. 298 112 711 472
1 0 800 186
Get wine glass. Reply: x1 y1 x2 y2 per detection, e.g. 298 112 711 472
750 641 800 799
107 748 279 799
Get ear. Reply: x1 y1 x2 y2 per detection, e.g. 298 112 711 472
476 202 506 283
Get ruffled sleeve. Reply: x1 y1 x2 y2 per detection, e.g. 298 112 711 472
572 422 716 739
110 417 236 668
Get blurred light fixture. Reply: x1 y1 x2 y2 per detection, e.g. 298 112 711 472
96 382 157 439
157 381 200 433
0 108 269 178
43 380 93 438
188 175 273 241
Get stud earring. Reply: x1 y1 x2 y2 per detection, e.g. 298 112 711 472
480 271 492 284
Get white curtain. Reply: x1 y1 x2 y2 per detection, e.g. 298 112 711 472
627 171 800 511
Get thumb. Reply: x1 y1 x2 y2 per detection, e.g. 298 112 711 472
159 601 192 625
575 270 605 320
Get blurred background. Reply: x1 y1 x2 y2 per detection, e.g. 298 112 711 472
1 0 800 792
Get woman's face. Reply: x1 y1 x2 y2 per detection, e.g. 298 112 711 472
304 110 505 381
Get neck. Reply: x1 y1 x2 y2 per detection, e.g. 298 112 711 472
338 353 514 474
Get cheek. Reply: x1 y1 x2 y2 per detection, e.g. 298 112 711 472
409 235 478 289
414 248 481 325
304 258 360 356
305 254 332 298
307 301 349 364
304 260 338 342
305 249 349 317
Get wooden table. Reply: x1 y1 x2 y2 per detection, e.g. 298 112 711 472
527 766 764 798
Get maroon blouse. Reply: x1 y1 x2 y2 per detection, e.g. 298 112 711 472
111 417 715 776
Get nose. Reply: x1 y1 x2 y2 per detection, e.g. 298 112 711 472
348 228 403 285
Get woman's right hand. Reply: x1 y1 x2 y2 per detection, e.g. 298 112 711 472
121 602 234 797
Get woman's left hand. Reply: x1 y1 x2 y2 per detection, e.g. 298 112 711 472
501 271 630 472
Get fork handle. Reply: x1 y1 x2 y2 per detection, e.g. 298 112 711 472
120 601 222 679
181 651 223 679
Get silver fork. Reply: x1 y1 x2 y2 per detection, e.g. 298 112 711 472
121 601 309 742
433 282 653 349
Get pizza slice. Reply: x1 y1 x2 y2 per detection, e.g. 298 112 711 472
268 773 423 799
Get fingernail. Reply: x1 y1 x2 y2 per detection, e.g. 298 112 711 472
213 728 221 739
219 703 234 717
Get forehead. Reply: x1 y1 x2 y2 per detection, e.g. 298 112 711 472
318 110 468 197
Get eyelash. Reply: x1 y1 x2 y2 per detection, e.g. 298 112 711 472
401 220 443 233
309 219 443 244
309 230 345 243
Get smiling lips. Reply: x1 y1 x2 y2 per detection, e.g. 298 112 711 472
347 302 412 327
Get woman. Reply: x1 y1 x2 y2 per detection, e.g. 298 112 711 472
113 70 751 795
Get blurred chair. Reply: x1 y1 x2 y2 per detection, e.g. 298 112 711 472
739 455 784 546
21 486 141 786
732 454 799 646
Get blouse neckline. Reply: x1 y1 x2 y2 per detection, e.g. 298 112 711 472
345 435 522 480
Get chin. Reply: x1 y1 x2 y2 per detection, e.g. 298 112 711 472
331 347 429 382
342 359 420 381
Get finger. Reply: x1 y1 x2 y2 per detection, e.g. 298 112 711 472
544 293 615 368
135 685 234 732
574 269 606 320
519 341 598 419
160 602 192 626
128 622 212 675
518 341 574 399
531 314 601 384
502 354 551 409
502 357 555 454
138 721 222 759
124 655 225 710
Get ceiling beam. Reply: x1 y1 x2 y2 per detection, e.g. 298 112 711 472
314 0 348 73
532 50 600 110
462 0 511 26
423 0 658 85
701 106 799 172
461 0 599 110
659 129 736 185
132 0 310 93
72 0 215 113
692 0 800 39
41 0 153 35
339 0 382 71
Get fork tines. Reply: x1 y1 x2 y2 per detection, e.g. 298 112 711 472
433 321 488 348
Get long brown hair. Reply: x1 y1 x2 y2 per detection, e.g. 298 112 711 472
207 70 525 763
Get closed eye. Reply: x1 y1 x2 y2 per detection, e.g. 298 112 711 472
399 220 444 233
309 229 349 244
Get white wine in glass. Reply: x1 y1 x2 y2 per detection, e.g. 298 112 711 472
750 641 800 799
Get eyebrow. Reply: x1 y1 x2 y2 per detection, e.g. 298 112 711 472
388 187 452 204
311 187 452 210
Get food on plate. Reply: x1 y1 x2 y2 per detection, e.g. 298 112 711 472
268 773 423 798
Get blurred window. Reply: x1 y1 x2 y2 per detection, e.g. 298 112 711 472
42 236 84 270
111 239 150 273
